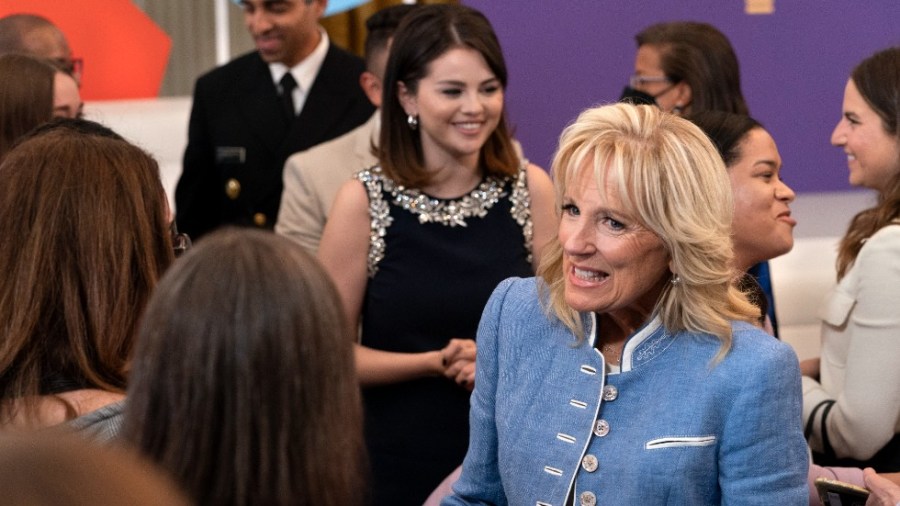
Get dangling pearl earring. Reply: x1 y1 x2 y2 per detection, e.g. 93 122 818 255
407 114 419 130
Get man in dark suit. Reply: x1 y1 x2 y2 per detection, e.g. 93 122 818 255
175 0 374 239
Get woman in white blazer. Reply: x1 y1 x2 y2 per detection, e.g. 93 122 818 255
801 46 900 473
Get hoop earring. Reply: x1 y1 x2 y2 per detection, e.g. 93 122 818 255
407 114 419 130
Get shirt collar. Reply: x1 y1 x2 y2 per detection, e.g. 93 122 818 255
268 28 330 93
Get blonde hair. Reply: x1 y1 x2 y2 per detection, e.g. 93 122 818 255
537 103 758 360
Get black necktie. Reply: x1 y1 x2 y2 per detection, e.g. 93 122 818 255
279 73 297 122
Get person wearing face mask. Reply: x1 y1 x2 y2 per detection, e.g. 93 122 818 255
619 21 748 117
619 20 791 346
801 46 900 474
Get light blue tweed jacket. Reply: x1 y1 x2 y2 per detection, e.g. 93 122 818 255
443 277 808 506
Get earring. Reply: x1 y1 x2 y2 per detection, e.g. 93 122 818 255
407 114 419 130
672 104 684 116
670 274 681 285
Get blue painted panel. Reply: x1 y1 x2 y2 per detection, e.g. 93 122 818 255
325 0 369 16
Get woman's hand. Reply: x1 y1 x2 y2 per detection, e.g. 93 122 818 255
864 467 900 506
800 357 821 380
442 338 476 390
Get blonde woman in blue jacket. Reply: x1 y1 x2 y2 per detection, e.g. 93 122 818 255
443 103 808 506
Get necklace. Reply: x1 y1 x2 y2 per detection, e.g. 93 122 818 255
600 343 620 365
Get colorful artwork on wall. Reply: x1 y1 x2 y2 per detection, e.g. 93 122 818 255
0 0 171 100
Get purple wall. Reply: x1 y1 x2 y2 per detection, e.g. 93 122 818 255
464 0 900 193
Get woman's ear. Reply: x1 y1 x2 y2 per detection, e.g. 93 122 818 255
397 81 417 116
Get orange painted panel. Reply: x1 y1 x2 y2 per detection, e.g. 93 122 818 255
0 0 172 99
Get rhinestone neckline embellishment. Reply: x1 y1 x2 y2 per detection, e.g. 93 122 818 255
357 163 533 277
382 175 506 228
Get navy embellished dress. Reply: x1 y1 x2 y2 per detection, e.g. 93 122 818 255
357 163 535 505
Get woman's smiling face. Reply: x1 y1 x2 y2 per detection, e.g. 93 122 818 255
398 47 504 168
559 165 671 317
831 79 900 194
728 127 796 271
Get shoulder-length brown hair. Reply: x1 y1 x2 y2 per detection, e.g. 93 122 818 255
636 21 749 115
837 46 900 279
124 229 364 506
379 4 519 187
0 124 173 423
0 54 55 160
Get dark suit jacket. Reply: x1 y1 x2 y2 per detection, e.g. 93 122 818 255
175 46 374 239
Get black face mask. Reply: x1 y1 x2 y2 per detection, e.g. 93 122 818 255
618 86 659 106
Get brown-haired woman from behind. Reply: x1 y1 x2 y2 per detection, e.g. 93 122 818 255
124 228 365 506
0 119 173 440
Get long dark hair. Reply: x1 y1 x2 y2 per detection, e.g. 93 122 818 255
0 124 173 424
124 229 365 506
379 4 519 186
837 46 900 279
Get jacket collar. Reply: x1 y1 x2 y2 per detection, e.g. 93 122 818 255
587 313 674 372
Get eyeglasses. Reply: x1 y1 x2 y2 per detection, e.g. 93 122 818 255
53 57 84 81
629 74 672 89
170 222 192 258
